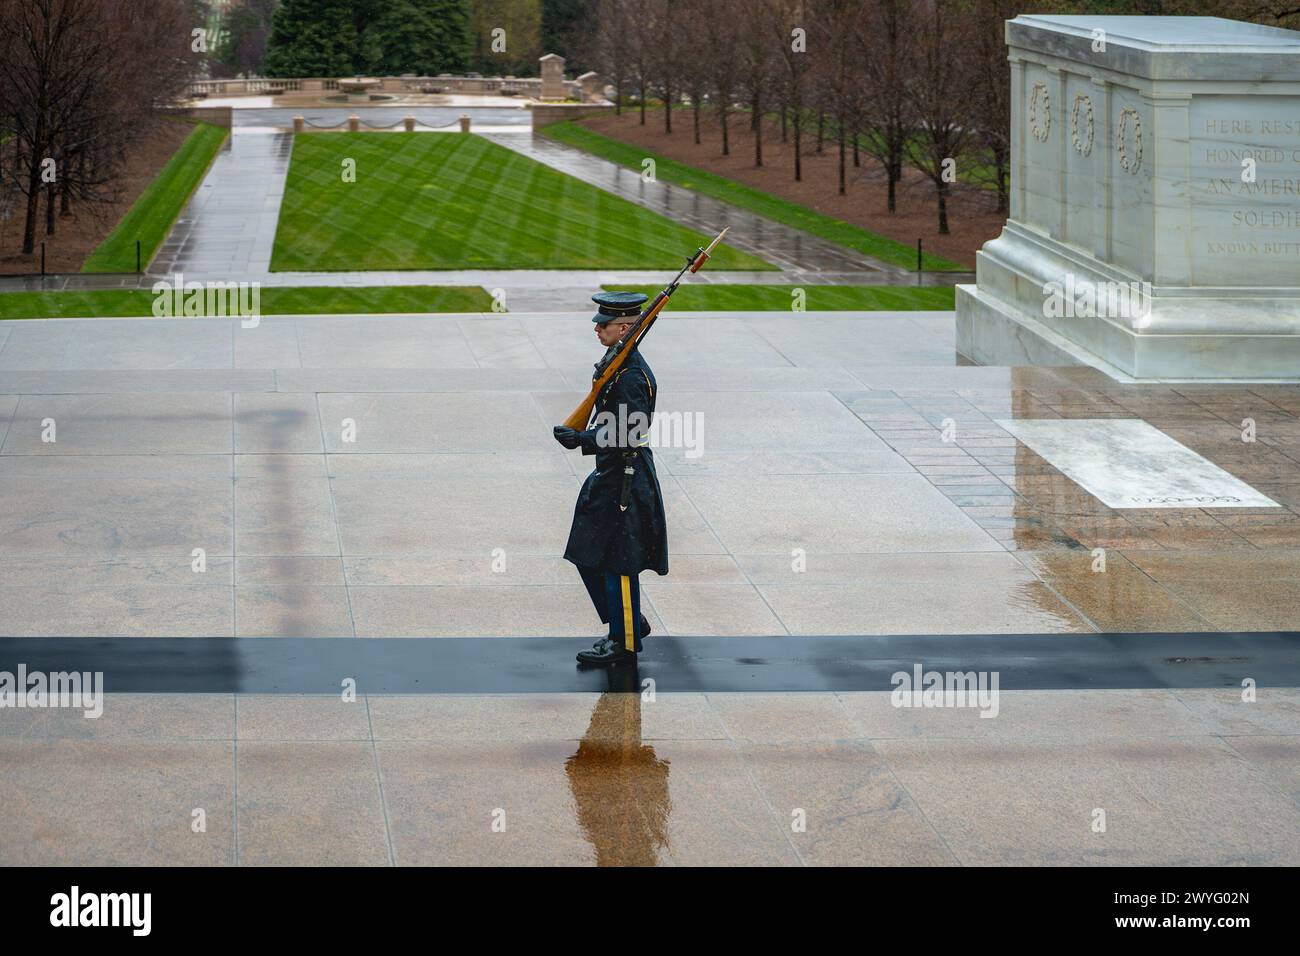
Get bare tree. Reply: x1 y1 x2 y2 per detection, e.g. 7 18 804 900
771 0 812 181
811 0 864 195
650 0 680 134
740 0 775 167
964 0 1013 213
622 0 652 124
857 0 915 214
709 0 746 156
592 0 633 115
905 0 977 234
0 0 194 255
677 0 711 144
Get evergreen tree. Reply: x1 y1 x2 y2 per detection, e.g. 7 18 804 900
468 0 541 75
541 0 588 65
361 0 471 74
265 0 471 77
264 0 358 77
428 0 471 72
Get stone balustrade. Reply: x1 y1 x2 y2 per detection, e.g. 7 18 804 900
189 58 604 103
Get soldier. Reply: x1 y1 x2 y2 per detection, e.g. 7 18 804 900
553 291 669 666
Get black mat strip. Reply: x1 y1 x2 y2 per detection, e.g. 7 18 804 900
0 632 1296 694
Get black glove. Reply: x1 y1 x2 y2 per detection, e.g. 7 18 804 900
553 425 582 449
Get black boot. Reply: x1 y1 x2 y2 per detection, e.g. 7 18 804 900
576 636 638 666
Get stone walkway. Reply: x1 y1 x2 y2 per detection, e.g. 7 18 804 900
0 310 1297 865
150 129 293 278
0 267 963 315
1 311 1297 638
481 131 905 276
4 104 1297 866
1 113 978 306
4 688 1297 866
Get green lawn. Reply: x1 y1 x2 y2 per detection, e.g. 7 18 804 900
541 122 965 272
602 284 955 311
82 122 229 273
269 133 773 272
0 285 494 320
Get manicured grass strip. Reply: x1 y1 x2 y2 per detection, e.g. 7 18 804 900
0 285 495 320
541 121 965 272
270 132 774 272
602 284 955 311
82 122 230 274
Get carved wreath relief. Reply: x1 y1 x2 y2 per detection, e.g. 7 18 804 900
1117 107 1143 174
1029 82 1051 142
1070 93 1094 156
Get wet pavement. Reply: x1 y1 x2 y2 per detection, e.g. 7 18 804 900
150 130 293 278
10 632 1299 693
0 311 1298 641
481 132 905 277
3 689 1297 865
1 103 1296 865
0 268 965 308
0 311 1297 865
0 117 974 305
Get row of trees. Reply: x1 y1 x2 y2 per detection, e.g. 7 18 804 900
0 0 197 256
586 0 1013 235
584 0 1300 235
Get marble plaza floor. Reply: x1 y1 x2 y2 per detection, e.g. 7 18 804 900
4 689 1298 866
1 310 1298 865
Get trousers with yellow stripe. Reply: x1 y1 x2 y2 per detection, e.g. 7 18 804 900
577 564 644 653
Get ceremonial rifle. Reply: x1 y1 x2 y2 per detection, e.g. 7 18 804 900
558 226 730 432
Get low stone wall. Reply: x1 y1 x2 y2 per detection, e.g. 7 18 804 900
189 60 610 105
190 75 585 100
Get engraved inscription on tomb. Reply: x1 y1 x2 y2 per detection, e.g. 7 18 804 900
1192 96 1300 283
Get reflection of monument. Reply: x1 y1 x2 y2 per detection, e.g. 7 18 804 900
957 16 1300 379
565 687 671 867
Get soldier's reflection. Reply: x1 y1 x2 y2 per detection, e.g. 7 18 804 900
564 668 672 866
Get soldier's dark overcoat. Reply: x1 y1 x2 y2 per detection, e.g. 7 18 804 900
562 346 669 576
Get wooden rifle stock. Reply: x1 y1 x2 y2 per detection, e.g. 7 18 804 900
560 292 669 431
558 227 730 432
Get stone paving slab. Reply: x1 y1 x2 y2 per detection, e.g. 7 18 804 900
0 738 235 866
236 740 389 866
877 734 1300 866
0 313 1296 638
1 310 1297 865
0 270 971 297
2 690 1296 865
150 130 291 278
